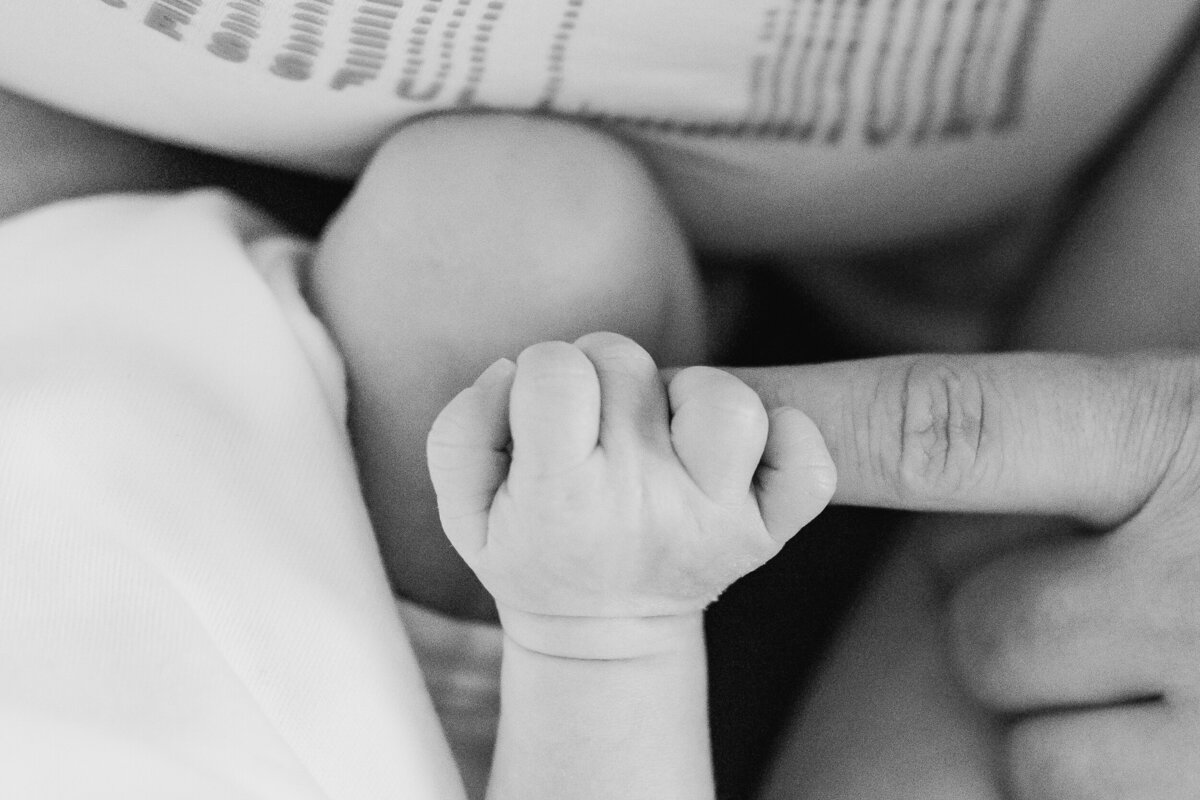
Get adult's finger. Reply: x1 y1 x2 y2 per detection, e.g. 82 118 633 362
729 353 1197 527
946 536 1165 712
1005 702 1198 800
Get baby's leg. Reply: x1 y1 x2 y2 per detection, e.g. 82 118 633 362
308 114 705 620
759 523 1004 800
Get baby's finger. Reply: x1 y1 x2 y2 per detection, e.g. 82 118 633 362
668 367 768 505
509 341 601 478
574 332 670 450
754 407 837 542
427 358 516 552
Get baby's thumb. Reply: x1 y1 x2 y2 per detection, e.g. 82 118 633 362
427 358 516 553
754 406 837 543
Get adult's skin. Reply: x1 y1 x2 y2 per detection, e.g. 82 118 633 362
732 350 1200 798
752 35 1200 798
952 26 1200 798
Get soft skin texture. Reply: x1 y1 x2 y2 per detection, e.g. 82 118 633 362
760 31 1200 800
928 32 1200 800
426 332 834 799
726 349 1200 799
309 115 706 620
427 333 836 658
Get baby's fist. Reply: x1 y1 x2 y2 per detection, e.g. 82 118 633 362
427 333 835 656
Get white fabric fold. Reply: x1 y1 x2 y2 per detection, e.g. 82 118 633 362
0 191 465 800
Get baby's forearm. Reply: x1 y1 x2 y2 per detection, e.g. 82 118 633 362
488 613 714 800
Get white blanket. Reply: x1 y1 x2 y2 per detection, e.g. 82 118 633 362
0 191 466 800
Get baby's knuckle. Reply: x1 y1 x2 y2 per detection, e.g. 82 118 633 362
670 363 723 386
518 339 579 365
717 393 767 427
713 372 762 409
667 366 723 404
516 341 595 383
674 368 761 416
576 331 650 360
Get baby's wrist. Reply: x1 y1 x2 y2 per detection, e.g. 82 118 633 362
497 606 705 661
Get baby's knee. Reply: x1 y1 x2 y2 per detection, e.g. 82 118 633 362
312 113 698 320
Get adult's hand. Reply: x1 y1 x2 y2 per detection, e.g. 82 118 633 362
733 352 1200 799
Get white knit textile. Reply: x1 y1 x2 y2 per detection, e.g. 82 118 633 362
0 190 466 800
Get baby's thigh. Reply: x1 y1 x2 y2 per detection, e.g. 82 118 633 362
311 112 708 363
306 112 713 618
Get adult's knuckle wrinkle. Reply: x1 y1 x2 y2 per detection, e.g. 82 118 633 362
892 358 991 503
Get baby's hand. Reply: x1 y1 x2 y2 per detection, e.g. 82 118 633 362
427 333 835 658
